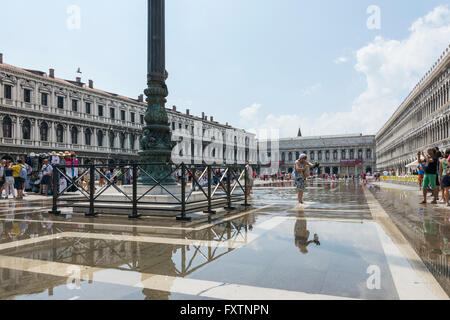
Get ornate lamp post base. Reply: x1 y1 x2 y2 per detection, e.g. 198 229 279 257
138 81 177 186
138 151 177 186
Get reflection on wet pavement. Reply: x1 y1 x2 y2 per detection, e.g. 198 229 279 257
368 183 450 296
0 180 448 300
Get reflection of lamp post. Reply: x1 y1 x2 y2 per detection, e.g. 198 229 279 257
139 0 176 185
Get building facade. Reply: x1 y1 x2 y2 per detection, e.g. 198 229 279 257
259 133 376 176
0 53 256 165
376 45 450 173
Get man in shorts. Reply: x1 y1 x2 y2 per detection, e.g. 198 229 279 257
295 154 315 205
418 149 438 204
40 159 53 196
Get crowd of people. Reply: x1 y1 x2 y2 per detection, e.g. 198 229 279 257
258 170 379 183
0 151 85 199
417 147 450 206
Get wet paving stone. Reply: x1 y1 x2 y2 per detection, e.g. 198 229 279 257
0 180 447 300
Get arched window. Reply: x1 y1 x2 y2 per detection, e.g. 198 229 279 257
119 132 125 149
333 150 338 160
70 126 78 144
109 131 115 148
97 130 104 147
85 128 92 146
318 151 322 161
310 151 315 161
57 124 65 143
40 122 48 142
358 149 363 159
366 149 372 159
350 149 354 159
22 119 31 140
341 150 346 159
281 152 285 162
2 116 12 138
325 150 330 160
130 133 135 150
288 152 293 162
295 152 300 160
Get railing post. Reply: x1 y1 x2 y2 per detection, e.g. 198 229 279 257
204 165 216 218
48 165 61 215
129 163 141 219
242 165 251 208
177 163 191 221
85 164 96 217
224 167 235 210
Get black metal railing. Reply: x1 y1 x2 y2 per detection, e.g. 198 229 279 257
48 162 251 221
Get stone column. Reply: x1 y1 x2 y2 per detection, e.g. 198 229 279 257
139 0 176 185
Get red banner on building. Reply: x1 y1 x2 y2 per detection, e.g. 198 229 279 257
340 159 363 166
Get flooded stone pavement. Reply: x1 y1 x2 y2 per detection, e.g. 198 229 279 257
0 180 448 300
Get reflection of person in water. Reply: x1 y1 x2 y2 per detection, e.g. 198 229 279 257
294 211 320 254
423 217 442 258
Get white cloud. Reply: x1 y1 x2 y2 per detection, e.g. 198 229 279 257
300 83 321 97
333 56 349 64
239 103 261 121
239 5 450 138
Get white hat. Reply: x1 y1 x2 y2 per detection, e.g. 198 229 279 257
299 154 307 159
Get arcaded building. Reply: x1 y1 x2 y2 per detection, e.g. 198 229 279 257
376 45 450 173
0 53 256 165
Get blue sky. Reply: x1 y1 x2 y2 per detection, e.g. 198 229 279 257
0 0 449 137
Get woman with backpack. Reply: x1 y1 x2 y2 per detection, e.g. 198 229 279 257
440 149 450 207
12 159 26 200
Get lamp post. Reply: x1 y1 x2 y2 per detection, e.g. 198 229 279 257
139 0 176 185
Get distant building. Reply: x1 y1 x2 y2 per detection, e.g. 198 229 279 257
376 45 450 174
258 133 376 176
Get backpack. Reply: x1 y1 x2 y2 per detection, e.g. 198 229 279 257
445 159 450 176
18 165 27 179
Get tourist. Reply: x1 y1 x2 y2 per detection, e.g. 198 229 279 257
245 162 254 197
50 151 60 166
40 159 53 196
440 149 450 206
12 159 26 200
435 147 442 201
417 152 425 189
3 161 15 199
64 151 72 179
295 154 315 205
418 149 438 205
99 168 106 186
0 159 5 199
